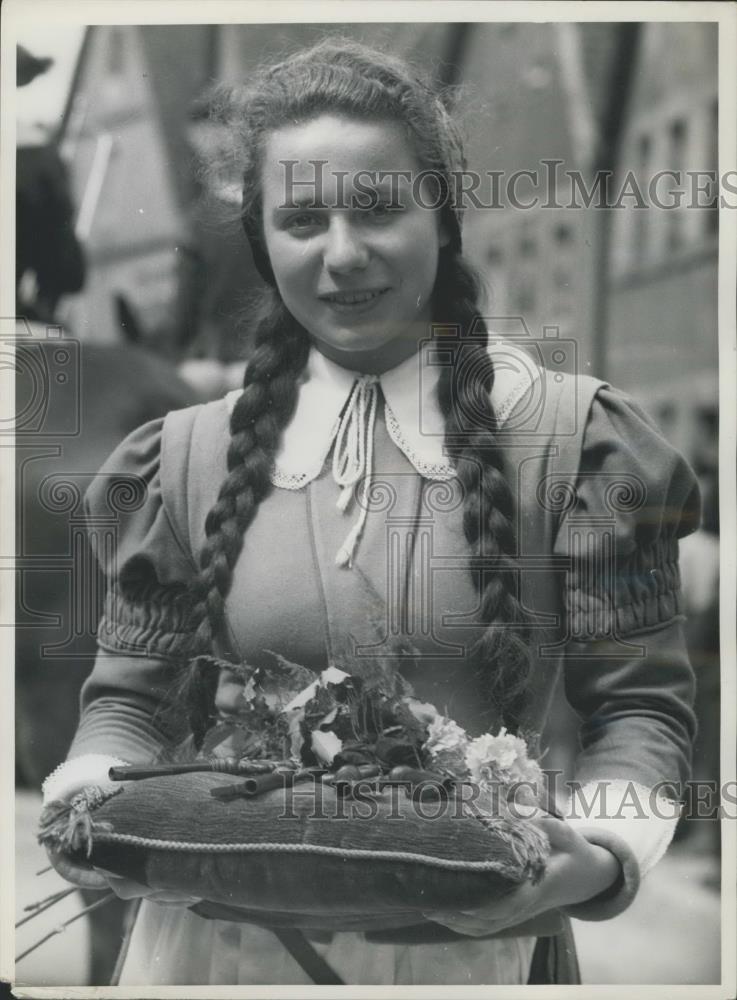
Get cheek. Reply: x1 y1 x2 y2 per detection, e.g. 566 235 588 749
400 213 444 265
267 239 315 298
276 274 316 320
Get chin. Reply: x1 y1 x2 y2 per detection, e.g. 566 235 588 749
321 327 393 352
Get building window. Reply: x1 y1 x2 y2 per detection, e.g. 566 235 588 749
666 118 687 253
107 28 125 77
513 276 536 315
518 232 536 258
634 133 651 265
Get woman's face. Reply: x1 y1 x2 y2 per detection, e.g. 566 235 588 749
260 114 449 372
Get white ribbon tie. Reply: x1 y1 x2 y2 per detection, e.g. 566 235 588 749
332 374 379 568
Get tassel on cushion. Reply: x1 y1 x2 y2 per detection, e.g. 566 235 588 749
38 786 121 859
463 792 549 885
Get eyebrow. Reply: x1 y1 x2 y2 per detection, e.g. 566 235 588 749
271 193 334 217
274 177 402 213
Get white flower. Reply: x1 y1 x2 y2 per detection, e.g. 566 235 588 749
241 676 257 704
405 698 441 726
284 706 306 760
321 665 351 687
464 728 543 788
281 666 350 713
423 715 469 757
310 729 343 764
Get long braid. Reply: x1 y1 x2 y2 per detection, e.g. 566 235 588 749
181 302 309 744
435 255 532 729
191 316 309 649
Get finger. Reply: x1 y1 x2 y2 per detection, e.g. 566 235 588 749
424 882 547 932
423 911 466 926
151 893 202 906
437 885 536 922
93 870 152 899
532 811 567 831
424 904 523 929
49 853 109 891
457 885 537 920
93 868 200 905
423 914 506 938
531 813 576 849
104 880 149 900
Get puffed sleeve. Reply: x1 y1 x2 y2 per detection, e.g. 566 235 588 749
64 412 200 768
552 385 701 919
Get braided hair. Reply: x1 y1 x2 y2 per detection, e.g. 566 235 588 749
179 38 531 745
434 258 532 728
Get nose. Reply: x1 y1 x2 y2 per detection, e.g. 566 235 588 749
323 215 369 273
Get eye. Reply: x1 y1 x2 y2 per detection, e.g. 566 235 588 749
284 211 323 233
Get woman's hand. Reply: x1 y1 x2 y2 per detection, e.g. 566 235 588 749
46 846 110 891
46 849 200 906
423 813 622 938
93 869 202 907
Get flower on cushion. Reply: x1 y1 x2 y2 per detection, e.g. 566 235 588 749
405 698 441 727
310 729 343 764
423 714 468 756
464 728 543 790
422 714 470 776
242 675 257 704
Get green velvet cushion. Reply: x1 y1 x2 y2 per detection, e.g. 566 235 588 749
76 772 548 931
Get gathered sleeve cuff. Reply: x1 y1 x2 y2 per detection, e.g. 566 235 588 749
559 780 682 921
554 384 701 640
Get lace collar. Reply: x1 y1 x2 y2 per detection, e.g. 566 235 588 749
226 337 541 491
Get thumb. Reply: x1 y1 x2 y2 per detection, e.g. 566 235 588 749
93 869 152 900
47 849 110 891
94 868 200 905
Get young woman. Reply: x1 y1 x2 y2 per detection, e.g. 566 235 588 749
44 39 700 985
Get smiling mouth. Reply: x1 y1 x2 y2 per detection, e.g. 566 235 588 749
319 288 390 306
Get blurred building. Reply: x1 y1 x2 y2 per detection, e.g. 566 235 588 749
608 22 718 465
461 23 718 462
461 23 602 360
57 26 212 345
55 24 465 353
55 21 718 464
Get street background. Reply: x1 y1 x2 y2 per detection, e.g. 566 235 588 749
11 18 722 987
